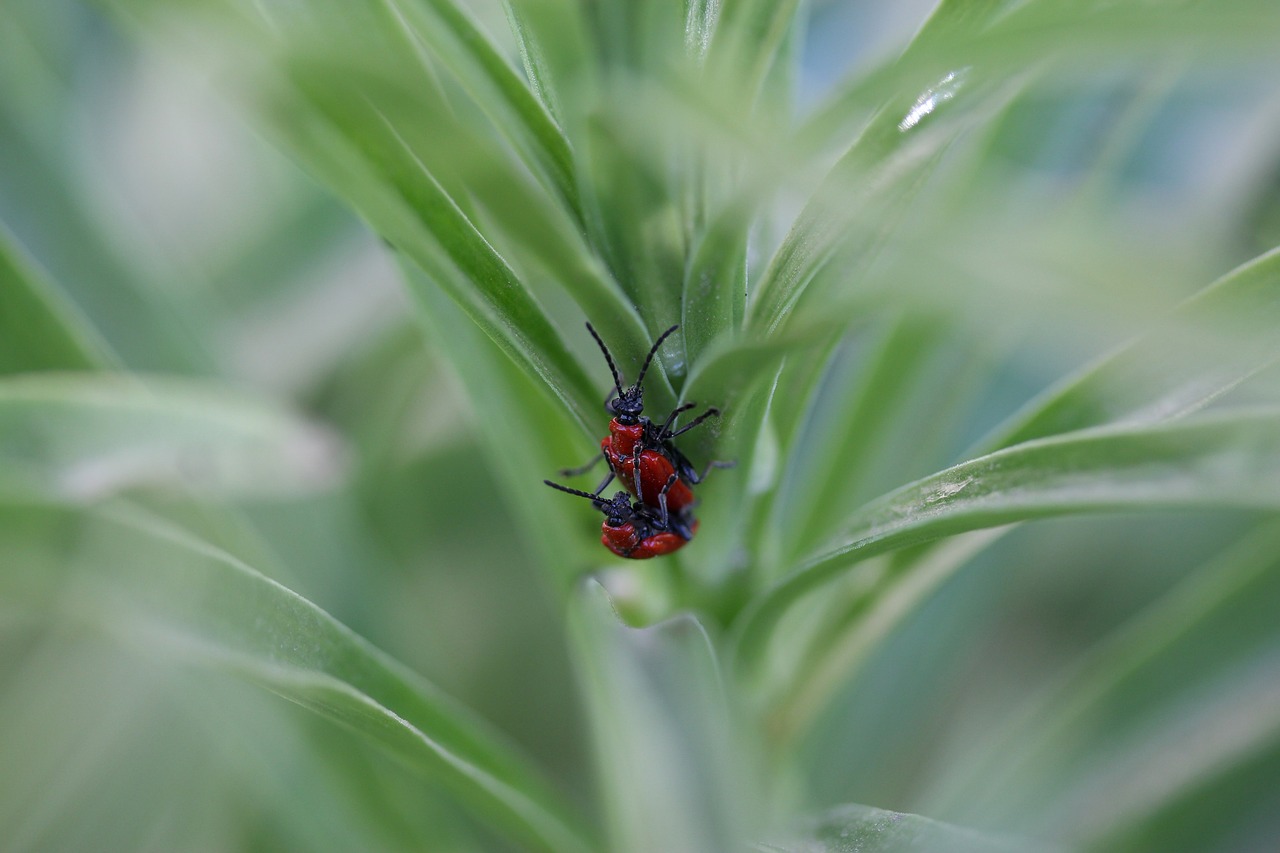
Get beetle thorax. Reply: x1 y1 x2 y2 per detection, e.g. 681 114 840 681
608 419 646 456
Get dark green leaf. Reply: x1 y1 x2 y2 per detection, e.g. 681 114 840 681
0 230 112 373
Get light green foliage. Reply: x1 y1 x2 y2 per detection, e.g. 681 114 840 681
3 0 1280 850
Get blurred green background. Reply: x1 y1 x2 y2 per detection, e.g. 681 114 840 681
3 0 1280 851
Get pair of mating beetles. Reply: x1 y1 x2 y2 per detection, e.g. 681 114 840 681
544 323 730 559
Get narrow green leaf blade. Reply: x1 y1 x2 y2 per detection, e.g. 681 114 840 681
0 230 113 373
68 505 596 853
749 67 997 337
0 374 345 502
771 315 984 561
982 246 1280 450
734 409 1280 673
924 524 1280 849
403 262 603 581
502 0 593 129
384 0 582 220
262 71 601 427
707 0 805 105
681 203 750 366
759 802 1042 853
569 581 758 853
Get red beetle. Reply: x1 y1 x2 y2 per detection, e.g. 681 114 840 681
564 323 730 511
544 477 697 560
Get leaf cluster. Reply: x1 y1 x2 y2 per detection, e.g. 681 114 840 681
3 0 1280 850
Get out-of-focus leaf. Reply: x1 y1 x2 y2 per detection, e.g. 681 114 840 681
682 314 849 419
103 0 610 427
577 107 688 334
707 0 805 106
749 66 1001 337
502 0 580 127
115 0 579 222
0 373 345 502
734 409 1280 676
0 230 112 373
0 52 212 374
770 315 987 563
57 505 596 853
804 3 1280 156
258 71 601 429
312 63 647 361
766 529 1009 746
982 246 1280 450
403 262 599 582
569 580 758 853
384 0 581 219
0 617 469 852
921 523 1280 850
683 0 717 61
681 202 750 366
757 802 1040 853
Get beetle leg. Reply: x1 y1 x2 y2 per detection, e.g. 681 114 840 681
657 402 697 436
665 406 720 440
591 448 616 496
631 444 644 498
686 458 735 485
656 473 677 527
559 453 604 477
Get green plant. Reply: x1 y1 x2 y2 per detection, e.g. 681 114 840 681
3 0 1280 850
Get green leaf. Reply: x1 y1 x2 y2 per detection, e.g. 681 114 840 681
0 66 213 374
502 0 595 129
402 261 603 581
0 229 113 373
577 109 688 333
379 0 582 220
924 523 1280 849
260 68 601 429
318 64 644 359
765 530 1009 745
569 581 759 853
770 315 988 563
758 802 1041 853
748 66 997 337
0 373 345 502
681 202 750 365
981 245 1280 450
65 504 596 853
733 409 1280 675
706 0 805 106
804 3 1280 156
683 0 718 61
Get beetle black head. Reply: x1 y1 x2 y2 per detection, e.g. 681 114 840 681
586 322 679 426
596 491 636 527
543 480 634 527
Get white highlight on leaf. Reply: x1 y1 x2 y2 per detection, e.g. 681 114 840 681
925 476 974 504
899 68 969 132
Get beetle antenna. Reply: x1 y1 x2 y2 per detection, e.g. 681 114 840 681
635 324 678 389
544 480 603 502
585 323 625 397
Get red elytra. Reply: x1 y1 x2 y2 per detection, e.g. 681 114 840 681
544 479 696 561
601 516 699 560
567 322 726 512
601 419 696 513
